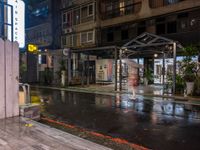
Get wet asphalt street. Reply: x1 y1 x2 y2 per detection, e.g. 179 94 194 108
31 87 200 150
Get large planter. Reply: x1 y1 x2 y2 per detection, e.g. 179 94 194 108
186 82 194 95
144 78 148 86
61 70 66 87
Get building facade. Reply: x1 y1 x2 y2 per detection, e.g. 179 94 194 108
25 0 61 83
60 0 98 85
61 0 200 48
61 0 97 49
99 0 200 85
31 0 199 87
99 0 200 47
26 0 54 49
58 0 200 86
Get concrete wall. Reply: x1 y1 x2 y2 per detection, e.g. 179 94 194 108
0 38 19 119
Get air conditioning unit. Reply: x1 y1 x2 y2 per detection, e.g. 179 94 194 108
63 28 73 34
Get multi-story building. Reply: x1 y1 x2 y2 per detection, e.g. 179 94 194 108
100 0 200 46
60 0 98 85
61 0 97 49
61 0 200 48
25 0 61 83
26 0 52 47
99 0 200 84
59 0 200 87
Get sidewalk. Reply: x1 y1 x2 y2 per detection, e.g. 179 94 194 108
0 117 111 150
31 84 200 102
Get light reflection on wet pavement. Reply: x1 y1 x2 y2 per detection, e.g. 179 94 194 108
31 87 200 150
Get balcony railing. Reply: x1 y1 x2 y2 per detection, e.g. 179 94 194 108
102 2 142 20
149 0 186 8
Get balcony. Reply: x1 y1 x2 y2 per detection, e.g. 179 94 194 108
102 2 142 20
149 0 186 8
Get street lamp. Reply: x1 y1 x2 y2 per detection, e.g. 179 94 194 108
154 53 158 58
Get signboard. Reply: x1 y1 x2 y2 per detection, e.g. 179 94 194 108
28 44 38 53
7 0 25 48
63 48 70 56
96 59 113 82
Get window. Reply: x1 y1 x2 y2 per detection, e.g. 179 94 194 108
156 24 165 34
125 0 134 15
81 32 87 43
69 34 74 47
61 0 72 8
81 6 87 17
81 31 94 43
73 9 80 25
178 13 188 31
137 22 146 35
107 28 114 42
63 34 76 47
178 12 188 18
138 26 146 35
190 19 198 27
120 1 125 15
88 31 93 42
62 11 72 28
88 4 93 16
150 0 184 8
81 3 94 18
40 55 46 64
156 18 166 35
121 29 129 40
63 13 66 23
179 20 187 30
62 36 66 46
167 21 177 33
164 0 180 5
106 3 112 12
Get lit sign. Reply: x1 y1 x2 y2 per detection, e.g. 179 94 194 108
7 0 25 48
28 44 38 53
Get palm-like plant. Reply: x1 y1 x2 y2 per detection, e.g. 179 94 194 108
181 45 198 82
144 68 154 85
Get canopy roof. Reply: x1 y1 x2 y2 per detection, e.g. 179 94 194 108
121 32 183 58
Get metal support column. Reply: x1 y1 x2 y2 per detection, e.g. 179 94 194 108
81 54 85 87
172 42 177 94
137 57 140 84
162 52 165 85
67 51 71 86
87 55 89 86
119 49 122 91
114 48 118 91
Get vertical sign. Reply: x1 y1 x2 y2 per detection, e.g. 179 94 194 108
7 0 25 48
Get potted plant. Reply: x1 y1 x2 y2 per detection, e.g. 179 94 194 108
193 76 200 96
143 68 153 86
181 45 198 95
44 67 53 85
175 74 185 94
57 59 67 87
